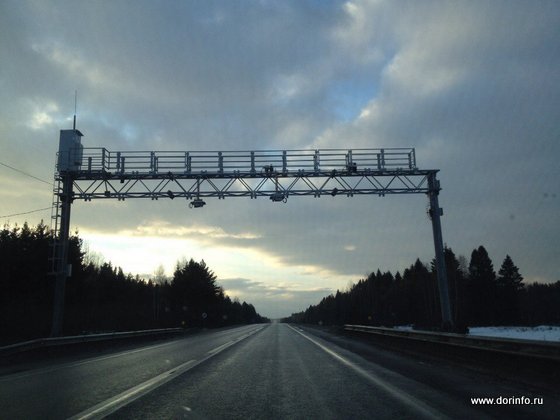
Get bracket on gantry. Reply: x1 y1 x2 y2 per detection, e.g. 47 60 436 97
189 178 206 208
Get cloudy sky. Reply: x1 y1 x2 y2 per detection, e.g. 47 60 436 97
1 0 559 319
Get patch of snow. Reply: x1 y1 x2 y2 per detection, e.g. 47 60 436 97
468 326 560 342
390 325 560 342
393 325 414 331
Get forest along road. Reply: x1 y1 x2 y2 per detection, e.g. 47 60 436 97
0 323 557 420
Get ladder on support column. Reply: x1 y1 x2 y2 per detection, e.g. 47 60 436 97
49 172 63 276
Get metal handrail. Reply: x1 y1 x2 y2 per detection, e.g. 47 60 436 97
76 148 417 175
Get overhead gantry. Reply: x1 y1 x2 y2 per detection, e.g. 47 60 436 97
49 128 453 336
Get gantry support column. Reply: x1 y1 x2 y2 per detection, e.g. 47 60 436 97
50 173 73 337
427 171 454 330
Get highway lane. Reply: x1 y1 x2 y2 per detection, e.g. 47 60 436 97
0 325 263 419
112 323 557 419
111 322 446 419
1 322 558 419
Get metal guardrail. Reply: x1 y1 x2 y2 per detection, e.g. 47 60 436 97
0 328 184 357
344 325 560 361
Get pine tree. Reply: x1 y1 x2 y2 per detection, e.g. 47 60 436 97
497 255 524 291
496 255 524 324
171 259 221 326
467 246 497 325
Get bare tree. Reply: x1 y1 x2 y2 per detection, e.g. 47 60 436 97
152 264 168 285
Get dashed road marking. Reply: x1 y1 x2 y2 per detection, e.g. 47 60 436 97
69 326 265 420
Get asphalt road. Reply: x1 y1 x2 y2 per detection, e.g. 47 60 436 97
1 322 558 419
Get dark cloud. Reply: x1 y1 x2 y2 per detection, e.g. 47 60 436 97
1 1 559 317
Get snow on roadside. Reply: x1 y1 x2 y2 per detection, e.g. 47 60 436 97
392 325 560 342
393 325 414 331
468 326 560 342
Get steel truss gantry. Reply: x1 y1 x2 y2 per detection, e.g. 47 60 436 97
50 137 453 335
72 148 428 203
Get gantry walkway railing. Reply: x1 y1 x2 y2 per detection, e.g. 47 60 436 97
61 148 433 205
76 147 417 175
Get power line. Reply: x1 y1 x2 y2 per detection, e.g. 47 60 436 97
0 161 52 185
1 207 52 219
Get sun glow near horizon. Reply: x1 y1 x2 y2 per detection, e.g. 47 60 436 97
80 226 351 295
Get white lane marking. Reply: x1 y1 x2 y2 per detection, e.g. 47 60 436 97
207 341 235 355
205 326 264 355
1 325 261 382
287 325 449 420
67 359 196 420
68 325 265 420
0 339 184 382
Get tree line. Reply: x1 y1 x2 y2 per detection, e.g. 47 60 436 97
0 222 268 344
283 246 560 331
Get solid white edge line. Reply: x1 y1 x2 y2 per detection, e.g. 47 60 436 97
2 325 260 382
1 339 184 382
68 325 265 420
286 325 449 420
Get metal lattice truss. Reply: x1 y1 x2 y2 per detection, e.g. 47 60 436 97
63 148 438 207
